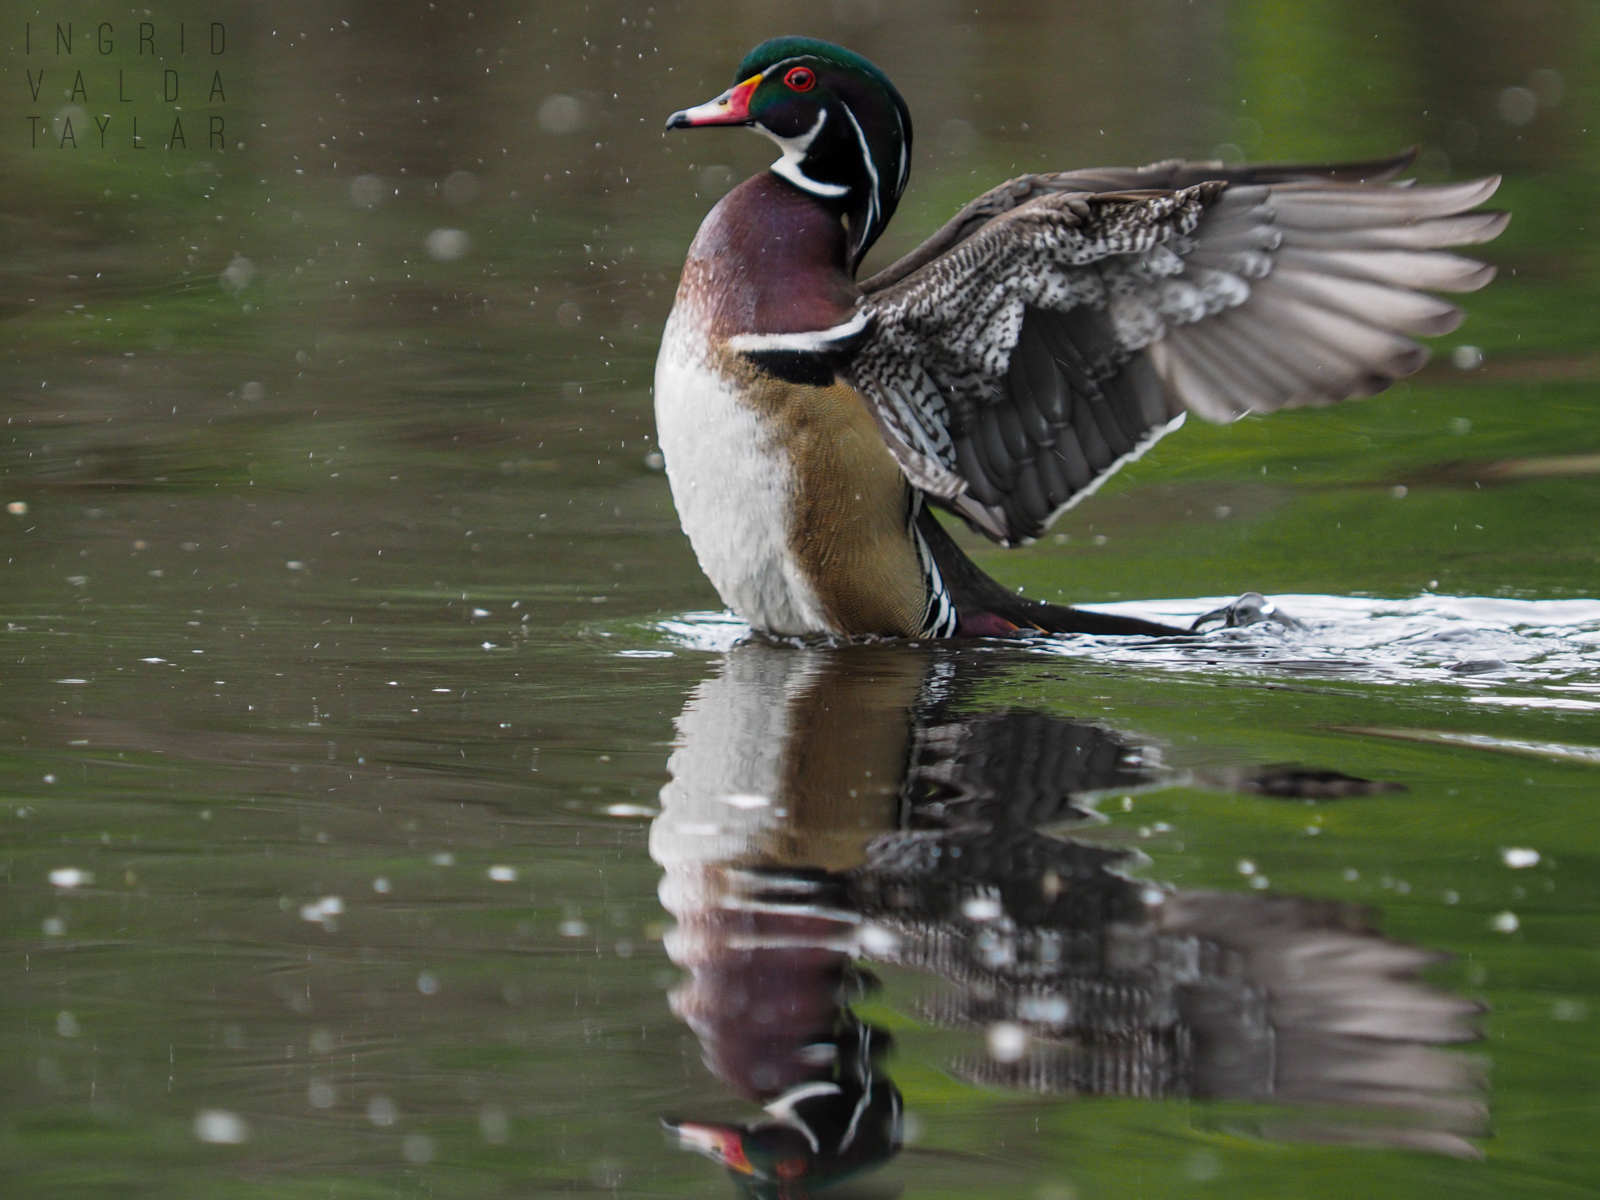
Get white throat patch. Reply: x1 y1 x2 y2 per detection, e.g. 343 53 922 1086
757 109 850 198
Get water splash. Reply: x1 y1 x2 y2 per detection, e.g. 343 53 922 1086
1062 593 1600 692
656 594 1600 695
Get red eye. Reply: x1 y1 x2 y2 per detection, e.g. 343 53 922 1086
784 67 816 92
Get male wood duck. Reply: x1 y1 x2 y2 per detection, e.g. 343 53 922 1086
656 37 1508 640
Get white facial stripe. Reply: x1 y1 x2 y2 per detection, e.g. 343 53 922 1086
757 109 850 198
727 310 869 353
841 105 882 241
893 107 909 192
837 1077 874 1152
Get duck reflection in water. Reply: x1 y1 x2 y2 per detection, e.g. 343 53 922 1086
652 645 1485 1197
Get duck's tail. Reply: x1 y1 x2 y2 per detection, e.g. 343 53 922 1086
918 506 1183 638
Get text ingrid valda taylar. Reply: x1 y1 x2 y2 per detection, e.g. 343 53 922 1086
23 20 229 151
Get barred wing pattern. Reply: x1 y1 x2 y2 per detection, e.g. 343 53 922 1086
846 164 1506 546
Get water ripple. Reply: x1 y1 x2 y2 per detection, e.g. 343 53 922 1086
656 594 1600 695
1068 594 1600 691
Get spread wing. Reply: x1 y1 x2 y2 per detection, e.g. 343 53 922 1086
845 155 1508 545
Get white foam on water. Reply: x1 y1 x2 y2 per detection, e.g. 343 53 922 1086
654 594 1600 697
1056 593 1600 691
654 611 750 653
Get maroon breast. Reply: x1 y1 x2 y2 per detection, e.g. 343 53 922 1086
681 172 861 341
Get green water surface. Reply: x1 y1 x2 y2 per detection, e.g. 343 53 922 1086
1 2 1598 1197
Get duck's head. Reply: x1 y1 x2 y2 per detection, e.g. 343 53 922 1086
665 1118 813 1198
666 37 912 273
665 1114 897 1200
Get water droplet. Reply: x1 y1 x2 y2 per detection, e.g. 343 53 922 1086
538 94 583 135
696 164 734 196
425 228 471 262
1552 998 1587 1021
986 1021 1029 1063
349 174 385 208
299 896 343 927
194 1110 249 1144
219 255 256 294
961 894 1002 922
602 804 657 818
479 1105 510 1144
1497 86 1538 126
858 923 899 956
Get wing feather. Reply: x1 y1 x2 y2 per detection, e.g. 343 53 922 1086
952 434 1005 506
1275 246 1497 291
1009 336 1059 442
1269 270 1464 337
1280 211 1508 252
1192 313 1332 399
1175 320 1303 404
1149 338 1247 423
1266 176 1502 228
843 158 1505 545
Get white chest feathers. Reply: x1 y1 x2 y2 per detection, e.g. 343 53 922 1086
654 308 831 636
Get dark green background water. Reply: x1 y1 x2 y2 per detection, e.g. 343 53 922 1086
2 1 1598 1196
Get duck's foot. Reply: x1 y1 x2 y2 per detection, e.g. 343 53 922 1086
1190 592 1303 633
